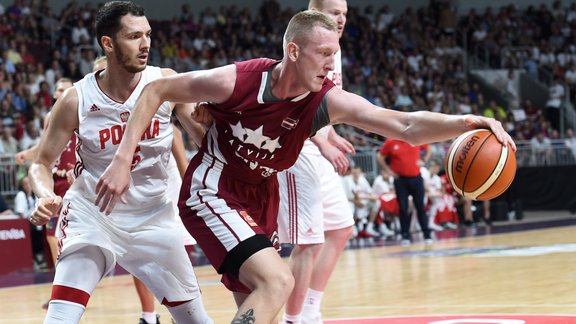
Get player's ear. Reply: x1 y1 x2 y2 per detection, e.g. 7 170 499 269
101 36 113 53
287 42 299 61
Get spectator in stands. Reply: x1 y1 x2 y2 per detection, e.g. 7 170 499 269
531 131 553 165
546 78 565 131
19 120 41 151
0 122 18 154
483 100 507 122
522 99 541 122
565 128 576 160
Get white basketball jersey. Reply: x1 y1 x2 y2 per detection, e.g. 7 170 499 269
72 66 173 214
302 50 342 153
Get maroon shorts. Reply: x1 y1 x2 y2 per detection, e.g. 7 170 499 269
179 154 280 293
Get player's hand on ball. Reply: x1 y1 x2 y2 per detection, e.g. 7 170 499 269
30 196 62 225
464 115 516 151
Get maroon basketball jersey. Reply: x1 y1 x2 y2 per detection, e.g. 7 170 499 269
202 58 335 182
53 135 77 183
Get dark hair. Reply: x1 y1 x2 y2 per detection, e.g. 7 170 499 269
95 1 145 50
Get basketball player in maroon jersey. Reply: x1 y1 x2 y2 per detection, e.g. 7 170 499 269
96 10 515 324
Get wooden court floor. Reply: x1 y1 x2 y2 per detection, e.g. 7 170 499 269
1 222 576 323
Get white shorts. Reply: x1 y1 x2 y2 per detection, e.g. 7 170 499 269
55 189 200 302
278 151 353 245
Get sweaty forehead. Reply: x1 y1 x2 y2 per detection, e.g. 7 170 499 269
304 26 339 46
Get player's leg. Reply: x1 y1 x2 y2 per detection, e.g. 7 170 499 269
410 176 432 241
394 177 412 243
44 228 59 309
181 155 292 323
302 163 354 323
120 205 212 324
278 158 325 323
283 243 322 323
233 247 295 323
133 276 159 324
302 225 352 323
44 245 107 324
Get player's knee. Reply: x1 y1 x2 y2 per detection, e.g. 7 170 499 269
273 267 295 300
258 265 294 301
292 243 322 258
326 225 354 242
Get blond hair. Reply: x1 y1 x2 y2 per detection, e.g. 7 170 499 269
283 10 338 49
308 0 347 10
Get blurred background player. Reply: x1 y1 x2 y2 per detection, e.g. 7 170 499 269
277 1 355 323
342 165 377 238
370 168 397 236
377 138 434 246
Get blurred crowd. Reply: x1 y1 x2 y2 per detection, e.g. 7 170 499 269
0 0 576 192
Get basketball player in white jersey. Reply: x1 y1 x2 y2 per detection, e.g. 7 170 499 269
27 2 211 323
277 1 353 323
92 56 200 324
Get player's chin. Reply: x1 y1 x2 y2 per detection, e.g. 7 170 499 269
127 63 147 73
310 79 324 92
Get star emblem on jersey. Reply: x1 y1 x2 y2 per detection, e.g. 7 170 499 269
229 121 282 153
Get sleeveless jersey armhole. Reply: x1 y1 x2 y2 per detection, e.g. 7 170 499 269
310 87 334 136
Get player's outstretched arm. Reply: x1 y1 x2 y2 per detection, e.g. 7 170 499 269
95 65 237 214
326 89 516 150
28 88 78 225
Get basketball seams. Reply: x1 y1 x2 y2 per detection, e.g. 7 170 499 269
461 133 493 198
467 141 508 199
446 129 486 197
446 129 516 201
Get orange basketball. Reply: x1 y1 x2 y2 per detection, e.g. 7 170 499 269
445 129 516 200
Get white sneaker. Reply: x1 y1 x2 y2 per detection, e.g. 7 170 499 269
365 223 380 237
365 227 380 237
302 312 322 324
429 223 444 232
445 222 458 230
401 239 411 246
424 238 434 246
379 223 395 236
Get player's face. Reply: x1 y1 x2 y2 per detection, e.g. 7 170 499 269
53 81 73 100
315 0 347 38
112 14 151 73
296 26 340 92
